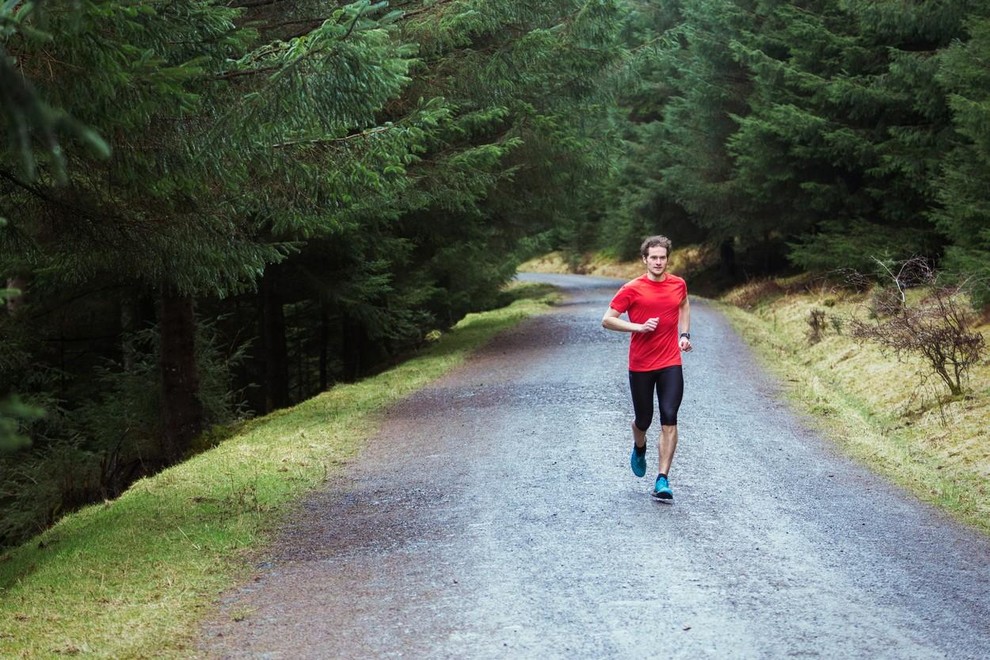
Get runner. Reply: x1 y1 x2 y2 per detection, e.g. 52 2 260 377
601 235 691 501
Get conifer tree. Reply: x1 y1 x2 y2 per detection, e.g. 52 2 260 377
234 0 623 407
757 0 973 273
599 0 698 260
609 0 981 281
392 0 623 306
1 0 106 456
3 0 281 461
0 0 624 543
0 0 422 535
0 1 110 183
935 9 990 305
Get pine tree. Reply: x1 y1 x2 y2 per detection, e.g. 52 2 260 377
934 8 990 305
0 1 110 184
0 0 423 538
734 0 972 273
599 0 700 261
636 0 762 274
0 0 625 543
608 0 982 285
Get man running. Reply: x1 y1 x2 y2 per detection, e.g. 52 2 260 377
601 235 691 501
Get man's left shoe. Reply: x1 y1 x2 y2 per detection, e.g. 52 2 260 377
630 444 647 477
652 474 673 502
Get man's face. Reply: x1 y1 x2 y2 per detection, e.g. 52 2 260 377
643 245 668 277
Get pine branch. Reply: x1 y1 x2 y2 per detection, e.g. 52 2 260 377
342 4 363 40
0 168 60 206
229 0 290 8
0 169 140 236
400 0 459 20
260 17 331 32
214 66 279 81
272 125 394 149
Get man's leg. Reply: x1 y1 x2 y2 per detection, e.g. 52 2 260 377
628 371 657 478
655 365 684 477
651 424 677 501
630 421 648 477
658 424 678 476
632 420 647 450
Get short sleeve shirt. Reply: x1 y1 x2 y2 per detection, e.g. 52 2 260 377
609 274 687 372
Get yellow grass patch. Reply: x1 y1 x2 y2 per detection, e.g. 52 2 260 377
519 247 707 281
719 284 990 534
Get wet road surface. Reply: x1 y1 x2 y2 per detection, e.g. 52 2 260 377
200 273 990 659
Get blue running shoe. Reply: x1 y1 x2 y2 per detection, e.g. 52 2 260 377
630 444 646 477
652 474 673 502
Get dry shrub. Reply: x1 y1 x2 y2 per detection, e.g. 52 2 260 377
807 308 828 344
672 244 718 276
724 279 785 310
869 286 903 318
851 258 986 396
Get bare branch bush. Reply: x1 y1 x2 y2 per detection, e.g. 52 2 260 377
869 286 903 319
850 258 986 396
807 308 827 344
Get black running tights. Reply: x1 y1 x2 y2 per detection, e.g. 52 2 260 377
629 365 684 431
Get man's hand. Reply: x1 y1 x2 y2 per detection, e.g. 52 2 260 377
679 336 692 352
638 317 659 333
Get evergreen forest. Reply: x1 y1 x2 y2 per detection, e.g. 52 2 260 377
2 0 989 547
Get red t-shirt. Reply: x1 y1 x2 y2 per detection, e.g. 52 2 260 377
609 274 687 372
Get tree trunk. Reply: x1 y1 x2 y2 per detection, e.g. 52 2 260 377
341 312 362 382
319 302 329 391
159 289 203 463
719 239 736 280
259 265 289 412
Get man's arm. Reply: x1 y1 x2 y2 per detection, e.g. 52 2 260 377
602 307 658 333
678 296 692 352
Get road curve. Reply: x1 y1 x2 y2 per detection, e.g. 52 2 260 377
200 273 990 659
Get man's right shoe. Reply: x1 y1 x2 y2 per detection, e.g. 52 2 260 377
652 474 673 501
630 444 647 478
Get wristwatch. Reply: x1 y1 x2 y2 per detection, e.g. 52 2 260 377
680 332 691 340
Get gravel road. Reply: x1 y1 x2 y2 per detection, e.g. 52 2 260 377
199 273 990 659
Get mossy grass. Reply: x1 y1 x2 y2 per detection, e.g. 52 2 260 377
0 282 560 658
519 248 696 281
718 281 990 535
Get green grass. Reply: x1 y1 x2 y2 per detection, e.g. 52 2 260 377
0 282 560 658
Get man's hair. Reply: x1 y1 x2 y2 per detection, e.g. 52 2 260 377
640 235 672 258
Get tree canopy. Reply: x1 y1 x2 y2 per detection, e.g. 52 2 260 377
0 0 622 544
606 0 990 294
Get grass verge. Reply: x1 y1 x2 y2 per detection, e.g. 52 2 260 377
718 277 989 535
0 282 560 659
